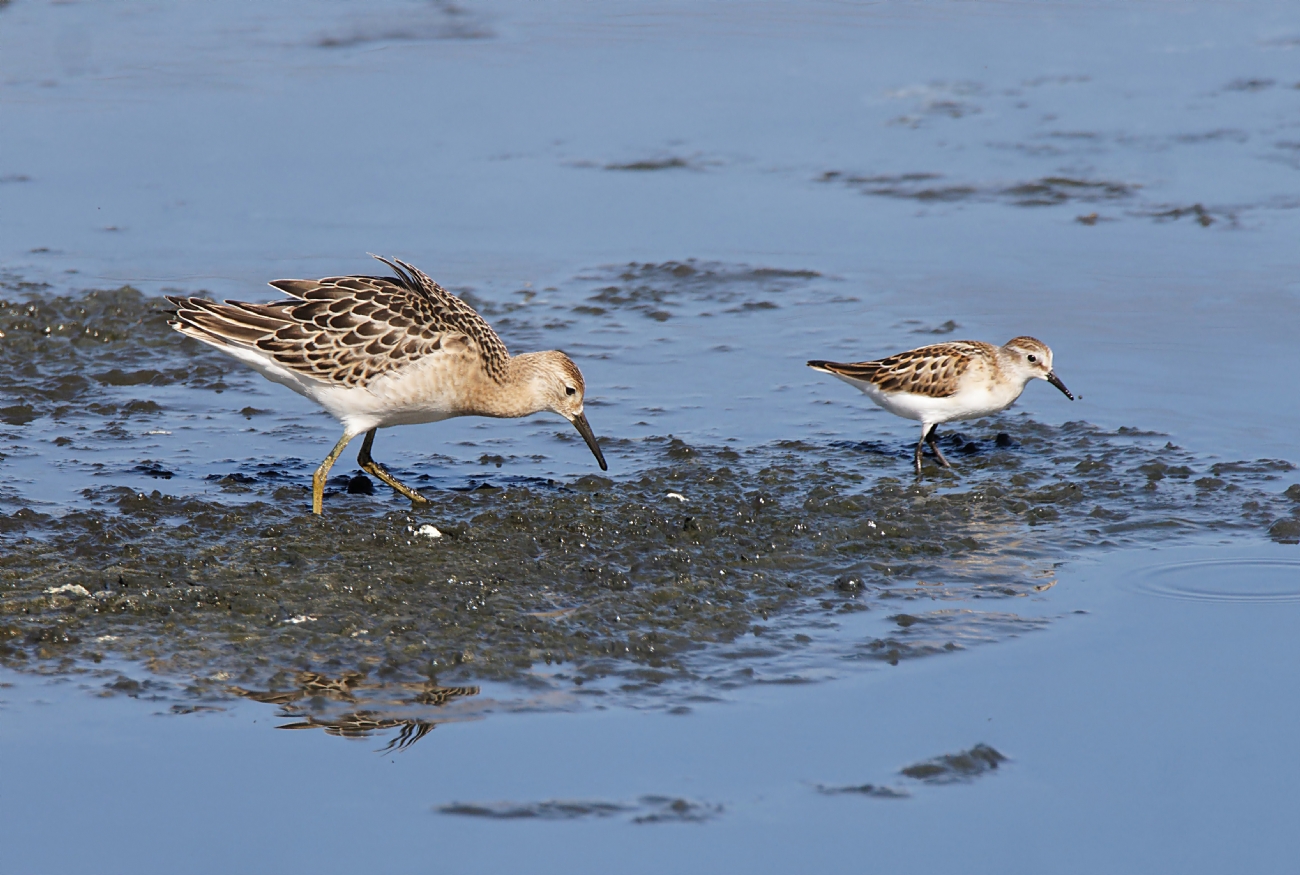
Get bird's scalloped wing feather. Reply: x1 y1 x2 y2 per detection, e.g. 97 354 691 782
813 342 981 398
166 260 509 388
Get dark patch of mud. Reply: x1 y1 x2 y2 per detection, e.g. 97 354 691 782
315 2 491 47
0 282 227 427
1138 203 1226 227
0 422 1294 704
820 158 1299 227
900 319 960 335
815 782 910 799
899 743 1007 784
438 795 721 823
1174 129 1250 145
818 171 1137 208
1223 78 1275 92
605 157 694 172
439 799 633 820
817 743 1007 798
560 260 819 324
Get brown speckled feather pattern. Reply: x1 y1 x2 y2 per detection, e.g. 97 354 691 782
166 257 509 387
812 341 995 398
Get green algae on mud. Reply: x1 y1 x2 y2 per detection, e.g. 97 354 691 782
0 424 1296 704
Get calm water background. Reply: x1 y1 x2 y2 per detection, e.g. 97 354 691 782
1 1 1298 872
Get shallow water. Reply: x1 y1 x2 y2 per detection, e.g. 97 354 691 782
4 543 1300 873
1 1 1298 871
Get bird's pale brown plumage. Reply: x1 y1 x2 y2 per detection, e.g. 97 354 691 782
167 257 510 388
807 336 1073 474
806 341 997 398
166 256 606 514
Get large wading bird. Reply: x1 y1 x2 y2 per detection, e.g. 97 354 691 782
168 256 607 513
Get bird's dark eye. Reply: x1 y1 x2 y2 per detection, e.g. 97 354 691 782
565 386 576 396
1027 354 1038 363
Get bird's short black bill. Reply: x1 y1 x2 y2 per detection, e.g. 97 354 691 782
571 412 608 471
1047 372 1075 400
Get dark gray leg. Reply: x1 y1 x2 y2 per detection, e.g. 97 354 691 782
926 424 953 469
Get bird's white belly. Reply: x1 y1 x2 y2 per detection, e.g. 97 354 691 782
307 358 475 434
858 380 1024 423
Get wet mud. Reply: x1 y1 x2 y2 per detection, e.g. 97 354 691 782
313 1 492 47
815 742 1007 799
1 274 1299 726
899 743 1007 784
819 171 1137 208
438 795 722 823
815 782 910 799
604 157 695 172
2 413 1296 704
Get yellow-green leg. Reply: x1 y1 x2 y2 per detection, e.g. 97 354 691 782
312 431 358 515
357 428 430 505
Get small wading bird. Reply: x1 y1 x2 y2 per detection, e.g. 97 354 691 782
167 256 607 514
808 336 1074 474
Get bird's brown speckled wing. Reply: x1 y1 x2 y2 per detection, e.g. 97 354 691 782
810 342 986 398
166 257 509 387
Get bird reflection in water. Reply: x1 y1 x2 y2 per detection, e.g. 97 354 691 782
228 670 480 752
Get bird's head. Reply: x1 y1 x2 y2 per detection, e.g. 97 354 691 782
1002 336 1074 399
527 350 608 470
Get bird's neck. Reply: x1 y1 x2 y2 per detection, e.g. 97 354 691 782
468 353 550 419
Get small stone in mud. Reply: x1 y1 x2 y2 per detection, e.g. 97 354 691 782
1268 517 1300 544
834 575 864 594
666 438 696 460
131 463 173 479
1284 484 1300 502
105 676 143 696
995 433 1016 448
347 474 374 495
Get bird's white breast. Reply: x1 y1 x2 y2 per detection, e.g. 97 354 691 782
842 373 1028 423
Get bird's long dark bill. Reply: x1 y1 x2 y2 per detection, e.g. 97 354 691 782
571 412 608 471
1047 372 1075 400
